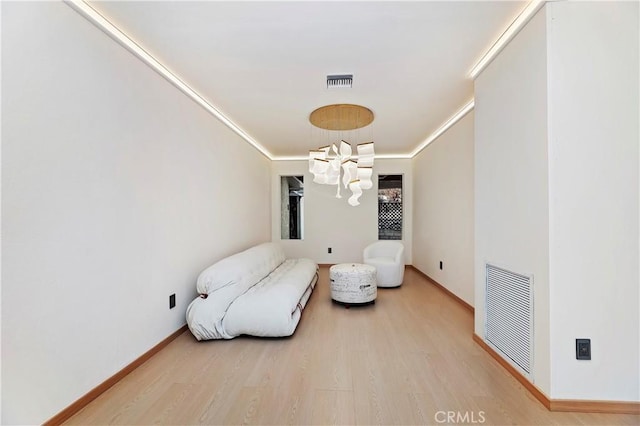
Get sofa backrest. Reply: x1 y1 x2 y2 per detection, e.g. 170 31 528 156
196 242 286 295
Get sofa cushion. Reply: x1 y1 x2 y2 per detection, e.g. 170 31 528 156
196 242 286 295
224 258 318 337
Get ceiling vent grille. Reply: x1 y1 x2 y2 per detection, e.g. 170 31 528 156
327 74 353 88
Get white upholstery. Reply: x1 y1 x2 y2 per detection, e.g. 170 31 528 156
186 242 318 340
363 241 405 288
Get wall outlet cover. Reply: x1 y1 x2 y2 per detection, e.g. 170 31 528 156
576 338 591 360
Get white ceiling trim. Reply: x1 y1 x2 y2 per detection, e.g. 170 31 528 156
66 0 540 162
469 0 546 79
65 0 273 160
409 99 475 159
272 97 474 161
271 153 414 162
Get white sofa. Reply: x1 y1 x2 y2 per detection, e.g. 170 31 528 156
186 242 318 340
363 241 405 288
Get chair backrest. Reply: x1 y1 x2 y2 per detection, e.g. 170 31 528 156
363 241 404 261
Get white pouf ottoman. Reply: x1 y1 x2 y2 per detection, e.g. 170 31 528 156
330 263 377 306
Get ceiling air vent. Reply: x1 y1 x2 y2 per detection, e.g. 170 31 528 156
327 74 353 89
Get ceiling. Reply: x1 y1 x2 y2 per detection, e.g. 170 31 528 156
87 1 527 159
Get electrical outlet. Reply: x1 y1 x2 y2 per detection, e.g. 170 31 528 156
169 294 176 309
576 338 591 360
439 261 443 270
328 247 332 254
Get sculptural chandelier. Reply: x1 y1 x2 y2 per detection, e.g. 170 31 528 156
308 104 375 206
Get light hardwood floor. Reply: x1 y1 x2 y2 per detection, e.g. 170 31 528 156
66 266 639 425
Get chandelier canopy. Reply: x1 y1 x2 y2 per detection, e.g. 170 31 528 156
308 104 375 207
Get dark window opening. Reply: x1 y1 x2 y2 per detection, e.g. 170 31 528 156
281 176 304 240
378 174 402 240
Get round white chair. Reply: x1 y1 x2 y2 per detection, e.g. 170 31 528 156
363 241 405 288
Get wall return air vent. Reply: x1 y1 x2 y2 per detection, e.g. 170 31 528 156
485 262 534 377
327 74 353 88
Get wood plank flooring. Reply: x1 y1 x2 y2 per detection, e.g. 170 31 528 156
66 266 639 425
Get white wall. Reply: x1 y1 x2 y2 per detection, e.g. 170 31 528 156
1 3 271 424
546 1 639 401
413 112 475 306
271 159 412 265
475 1 640 403
474 7 551 395
0 3 4 422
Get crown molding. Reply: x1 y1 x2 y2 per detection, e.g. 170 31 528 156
469 0 546 79
67 1 536 161
409 100 475 158
65 0 273 160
